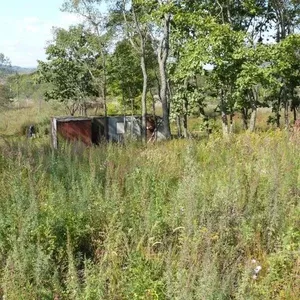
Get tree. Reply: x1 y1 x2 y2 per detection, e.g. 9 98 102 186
171 9 247 135
0 53 12 79
168 1 300 134
264 34 300 127
106 0 154 142
37 25 100 116
6 72 50 106
115 0 174 139
0 84 12 108
268 0 300 42
121 0 151 141
233 43 274 132
62 0 112 139
149 0 174 139
108 38 144 114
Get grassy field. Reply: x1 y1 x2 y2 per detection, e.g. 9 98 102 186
0 103 299 299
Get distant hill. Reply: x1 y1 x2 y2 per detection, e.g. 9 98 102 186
0 65 36 76
1 65 36 75
0 65 36 84
12 66 36 74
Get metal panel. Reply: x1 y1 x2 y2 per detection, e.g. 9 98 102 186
51 115 166 148
92 117 106 144
51 118 58 149
116 122 125 134
57 119 92 146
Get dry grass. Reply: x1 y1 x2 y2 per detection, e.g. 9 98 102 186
0 102 299 299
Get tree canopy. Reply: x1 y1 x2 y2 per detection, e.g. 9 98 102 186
33 0 300 135
37 25 101 115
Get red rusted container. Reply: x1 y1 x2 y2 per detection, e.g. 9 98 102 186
52 117 92 148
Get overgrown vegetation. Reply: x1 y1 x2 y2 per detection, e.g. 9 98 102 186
1 1 300 298
0 132 299 299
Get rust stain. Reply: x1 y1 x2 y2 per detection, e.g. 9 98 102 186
57 120 92 146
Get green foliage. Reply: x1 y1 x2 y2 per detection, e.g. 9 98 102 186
0 132 299 297
0 84 13 108
108 37 158 114
107 102 121 115
37 25 100 111
108 39 143 103
265 34 300 123
171 14 247 123
0 53 12 78
5 72 49 102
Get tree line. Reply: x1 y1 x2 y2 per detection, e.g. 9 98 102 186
2 0 300 137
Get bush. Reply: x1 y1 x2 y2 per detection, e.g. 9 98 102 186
0 133 299 298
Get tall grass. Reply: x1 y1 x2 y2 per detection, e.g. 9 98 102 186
0 132 299 299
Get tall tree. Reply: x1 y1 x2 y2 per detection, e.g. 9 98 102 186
268 0 300 42
37 26 100 115
117 0 174 138
265 34 300 127
0 84 12 109
62 0 111 120
108 38 144 114
0 53 12 79
150 0 173 139
234 43 273 131
112 0 151 142
171 10 246 135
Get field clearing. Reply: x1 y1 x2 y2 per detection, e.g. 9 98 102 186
0 102 300 299
0 121 299 298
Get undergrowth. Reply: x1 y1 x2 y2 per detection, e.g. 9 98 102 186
0 132 299 299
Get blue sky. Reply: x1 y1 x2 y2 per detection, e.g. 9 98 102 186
0 0 83 67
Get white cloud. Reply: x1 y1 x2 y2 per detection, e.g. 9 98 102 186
0 12 84 67
23 16 40 24
58 13 84 29
25 25 40 33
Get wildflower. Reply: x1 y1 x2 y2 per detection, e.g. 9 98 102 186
252 265 262 280
254 265 262 274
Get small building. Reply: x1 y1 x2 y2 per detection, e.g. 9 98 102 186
51 115 165 148
51 117 92 149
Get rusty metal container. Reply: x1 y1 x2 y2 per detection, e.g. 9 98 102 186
51 117 92 148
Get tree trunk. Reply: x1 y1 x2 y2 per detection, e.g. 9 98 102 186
241 108 248 130
220 89 229 136
157 14 171 139
182 78 189 138
222 112 229 136
130 88 134 117
249 108 257 133
293 106 297 123
150 89 157 140
150 90 156 118
176 116 182 138
276 98 281 128
284 99 289 129
140 50 148 143
229 113 234 134
93 24 108 140
276 111 281 128
100 47 108 141
183 113 188 138
125 4 148 143
249 87 258 132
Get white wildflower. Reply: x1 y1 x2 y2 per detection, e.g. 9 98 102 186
254 265 262 274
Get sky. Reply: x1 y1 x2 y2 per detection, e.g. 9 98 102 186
0 0 84 67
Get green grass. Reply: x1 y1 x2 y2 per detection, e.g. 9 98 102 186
0 100 64 138
0 131 299 299
0 102 299 299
